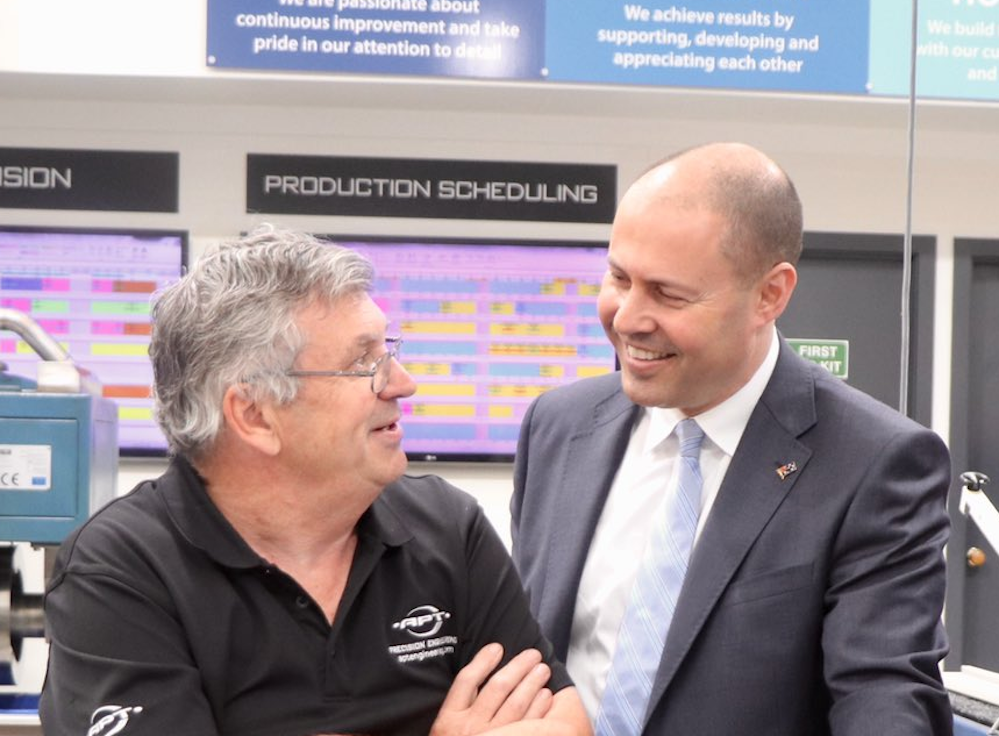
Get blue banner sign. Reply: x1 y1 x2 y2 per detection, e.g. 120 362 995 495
207 0 545 79
543 0 870 94
209 0 999 103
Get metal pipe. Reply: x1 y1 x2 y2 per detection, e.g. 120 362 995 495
899 0 919 417
0 308 71 363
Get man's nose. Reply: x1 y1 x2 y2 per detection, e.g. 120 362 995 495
379 357 417 399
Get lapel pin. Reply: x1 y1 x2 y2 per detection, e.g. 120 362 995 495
776 461 798 481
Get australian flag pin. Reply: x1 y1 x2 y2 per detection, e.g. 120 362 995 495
776 461 798 481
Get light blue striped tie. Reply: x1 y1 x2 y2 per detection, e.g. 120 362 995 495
595 418 705 736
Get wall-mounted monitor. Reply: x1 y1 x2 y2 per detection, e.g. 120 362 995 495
335 237 615 462
0 226 187 456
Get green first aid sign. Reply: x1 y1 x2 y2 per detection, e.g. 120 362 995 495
787 339 849 380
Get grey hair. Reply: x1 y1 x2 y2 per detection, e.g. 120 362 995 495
149 225 374 459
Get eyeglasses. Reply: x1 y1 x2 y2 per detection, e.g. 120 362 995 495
286 337 402 394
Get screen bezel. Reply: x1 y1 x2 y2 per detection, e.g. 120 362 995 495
328 234 612 464
0 224 189 458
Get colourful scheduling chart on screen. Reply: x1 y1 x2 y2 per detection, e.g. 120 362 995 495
345 241 616 459
0 230 185 454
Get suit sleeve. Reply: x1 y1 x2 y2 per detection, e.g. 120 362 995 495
823 427 953 736
510 394 539 571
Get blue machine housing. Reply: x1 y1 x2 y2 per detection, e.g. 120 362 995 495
0 390 118 545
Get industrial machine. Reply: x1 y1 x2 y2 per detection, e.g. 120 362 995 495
0 308 118 700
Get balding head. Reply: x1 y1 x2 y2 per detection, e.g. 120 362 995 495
628 142 803 283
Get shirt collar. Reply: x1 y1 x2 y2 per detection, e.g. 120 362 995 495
643 326 780 456
160 456 412 570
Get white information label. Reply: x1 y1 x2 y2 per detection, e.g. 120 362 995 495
0 444 53 491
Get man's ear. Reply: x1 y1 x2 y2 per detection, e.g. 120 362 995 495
756 262 797 325
220 384 282 456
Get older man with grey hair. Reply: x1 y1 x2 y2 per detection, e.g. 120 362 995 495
40 226 589 736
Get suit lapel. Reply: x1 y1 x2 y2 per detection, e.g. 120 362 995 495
644 341 819 721
538 388 640 658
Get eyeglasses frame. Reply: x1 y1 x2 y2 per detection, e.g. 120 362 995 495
286 336 403 394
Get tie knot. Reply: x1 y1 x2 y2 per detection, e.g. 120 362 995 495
676 418 704 459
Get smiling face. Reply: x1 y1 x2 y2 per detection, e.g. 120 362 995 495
598 164 784 415
272 293 416 494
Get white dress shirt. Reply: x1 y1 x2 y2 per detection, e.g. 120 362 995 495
565 329 781 720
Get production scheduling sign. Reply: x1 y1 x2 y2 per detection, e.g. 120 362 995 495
544 0 870 94
787 338 849 379
247 154 616 222
207 0 544 80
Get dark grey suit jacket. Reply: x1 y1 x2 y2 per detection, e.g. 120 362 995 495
511 340 952 735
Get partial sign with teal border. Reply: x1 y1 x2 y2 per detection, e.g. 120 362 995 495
788 338 849 379
868 0 999 101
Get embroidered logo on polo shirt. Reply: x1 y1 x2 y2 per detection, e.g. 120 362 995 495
388 604 458 665
391 604 452 638
87 705 144 736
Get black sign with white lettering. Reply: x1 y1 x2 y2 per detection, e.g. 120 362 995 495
246 154 616 223
0 148 179 212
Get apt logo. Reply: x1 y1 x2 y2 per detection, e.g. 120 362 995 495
392 604 452 638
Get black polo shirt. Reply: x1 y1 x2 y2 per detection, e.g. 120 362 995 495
40 458 570 736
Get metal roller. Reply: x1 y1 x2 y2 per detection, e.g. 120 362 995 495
0 546 45 686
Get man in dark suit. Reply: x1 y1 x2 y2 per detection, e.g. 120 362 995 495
511 142 953 735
